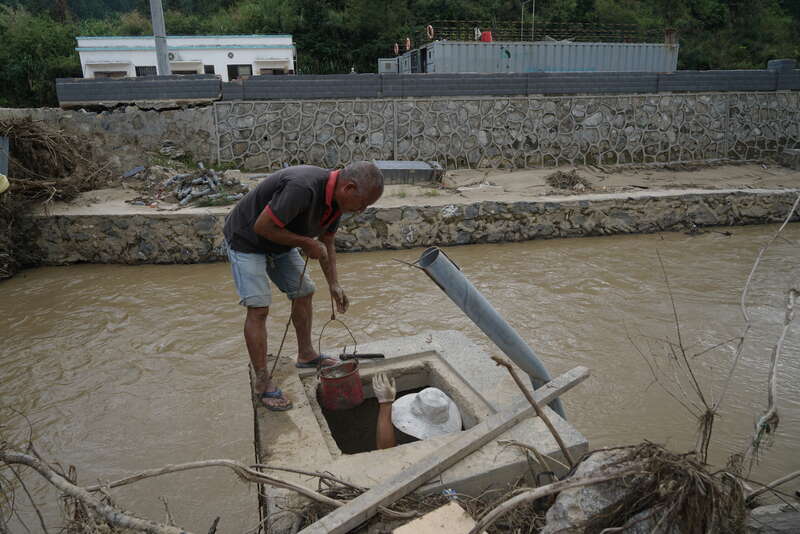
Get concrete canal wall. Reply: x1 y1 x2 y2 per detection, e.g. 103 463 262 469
15 188 800 267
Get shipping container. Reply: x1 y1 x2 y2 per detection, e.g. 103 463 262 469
378 57 399 74
398 52 412 74
402 41 678 74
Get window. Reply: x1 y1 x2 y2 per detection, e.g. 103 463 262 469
203 65 215 74
135 66 157 77
227 64 252 80
94 71 127 79
172 70 198 75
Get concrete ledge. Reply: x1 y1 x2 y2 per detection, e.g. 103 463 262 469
15 188 800 267
256 331 588 533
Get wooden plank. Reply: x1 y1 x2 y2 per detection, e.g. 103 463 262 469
298 365 590 534
393 501 482 534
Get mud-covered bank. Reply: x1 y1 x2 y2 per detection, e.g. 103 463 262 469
14 188 800 267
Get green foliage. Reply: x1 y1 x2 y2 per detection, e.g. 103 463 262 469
0 6 81 107
0 0 798 106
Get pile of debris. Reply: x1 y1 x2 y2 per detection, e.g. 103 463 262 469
0 118 111 279
123 165 248 208
545 169 592 192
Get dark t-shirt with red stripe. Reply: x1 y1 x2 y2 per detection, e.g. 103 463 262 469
223 165 341 254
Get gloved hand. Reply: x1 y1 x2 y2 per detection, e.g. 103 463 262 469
0 174 8 194
372 373 396 404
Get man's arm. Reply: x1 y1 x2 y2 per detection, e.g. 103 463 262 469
253 209 326 260
376 403 397 450
319 232 348 313
373 374 397 450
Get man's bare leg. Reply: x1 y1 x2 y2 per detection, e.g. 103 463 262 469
244 306 291 409
292 293 338 366
291 294 321 364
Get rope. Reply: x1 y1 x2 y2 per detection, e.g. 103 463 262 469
268 256 309 378
267 251 359 378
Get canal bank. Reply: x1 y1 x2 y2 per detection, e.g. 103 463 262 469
14 185 800 267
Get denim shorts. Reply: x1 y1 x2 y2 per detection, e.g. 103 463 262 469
225 242 316 308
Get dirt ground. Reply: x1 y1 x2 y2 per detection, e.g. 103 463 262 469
379 162 800 208
42 162 800 215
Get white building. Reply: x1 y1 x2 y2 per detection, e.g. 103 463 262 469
76 35 296 81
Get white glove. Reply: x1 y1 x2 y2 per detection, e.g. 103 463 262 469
372 373 396 404
0 175 8 194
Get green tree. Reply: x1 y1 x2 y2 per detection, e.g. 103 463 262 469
0 7 80 106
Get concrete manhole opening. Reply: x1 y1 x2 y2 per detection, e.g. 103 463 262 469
320 385 428 454
303 359 483 456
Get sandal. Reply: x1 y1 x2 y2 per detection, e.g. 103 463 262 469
258 388 293 411
295 354 339 369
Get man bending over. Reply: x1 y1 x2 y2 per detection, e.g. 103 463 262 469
223 162 384 411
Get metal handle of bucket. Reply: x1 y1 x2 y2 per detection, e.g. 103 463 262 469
317 316 358 371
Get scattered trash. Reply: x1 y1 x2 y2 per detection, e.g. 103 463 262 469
124 166 248 209
442 488 458 501
121 166 146 179
545 169 592 192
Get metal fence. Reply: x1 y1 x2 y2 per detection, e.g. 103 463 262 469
56 74 220 107
413 21 664 45
56 68 800 107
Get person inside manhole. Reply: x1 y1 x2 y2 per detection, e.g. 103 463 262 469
371 373 463 449
223 162 384 411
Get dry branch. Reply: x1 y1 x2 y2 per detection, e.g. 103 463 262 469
715 194 800 412
82 459 342 509
749 287 797 454
1 450 192 534
468 466 644 534
496 439 570 471
491 355 576 468
747 469 800 501
7 465 47 534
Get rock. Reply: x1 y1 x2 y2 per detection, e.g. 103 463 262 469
583 111 604 127
541 450 677 534
747 503 800 533
159 140 186 159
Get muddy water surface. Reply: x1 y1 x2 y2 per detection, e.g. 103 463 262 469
2 224 799 532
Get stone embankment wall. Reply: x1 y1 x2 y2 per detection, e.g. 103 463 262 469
216 92 800 170
17 190 800 266
4 89 799 174
0 106 216 172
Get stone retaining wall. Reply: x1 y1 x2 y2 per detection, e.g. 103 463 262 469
217 92 800 170
3 89 799 175
0 106 217 172
16 190 800 267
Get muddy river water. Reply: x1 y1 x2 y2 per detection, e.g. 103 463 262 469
2 224 799 532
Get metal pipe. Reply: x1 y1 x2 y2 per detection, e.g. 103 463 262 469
417 247 566 419
149 0 171 75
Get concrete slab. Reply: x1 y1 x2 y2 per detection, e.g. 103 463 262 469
374 160 444 185
254 330 589 532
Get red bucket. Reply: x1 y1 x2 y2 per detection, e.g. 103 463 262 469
318 360 364 411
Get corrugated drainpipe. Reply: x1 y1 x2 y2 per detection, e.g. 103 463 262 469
417 246 566 419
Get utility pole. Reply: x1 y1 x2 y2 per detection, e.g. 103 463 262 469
531 0 536 41
521 0 531 40
149 0 171 75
